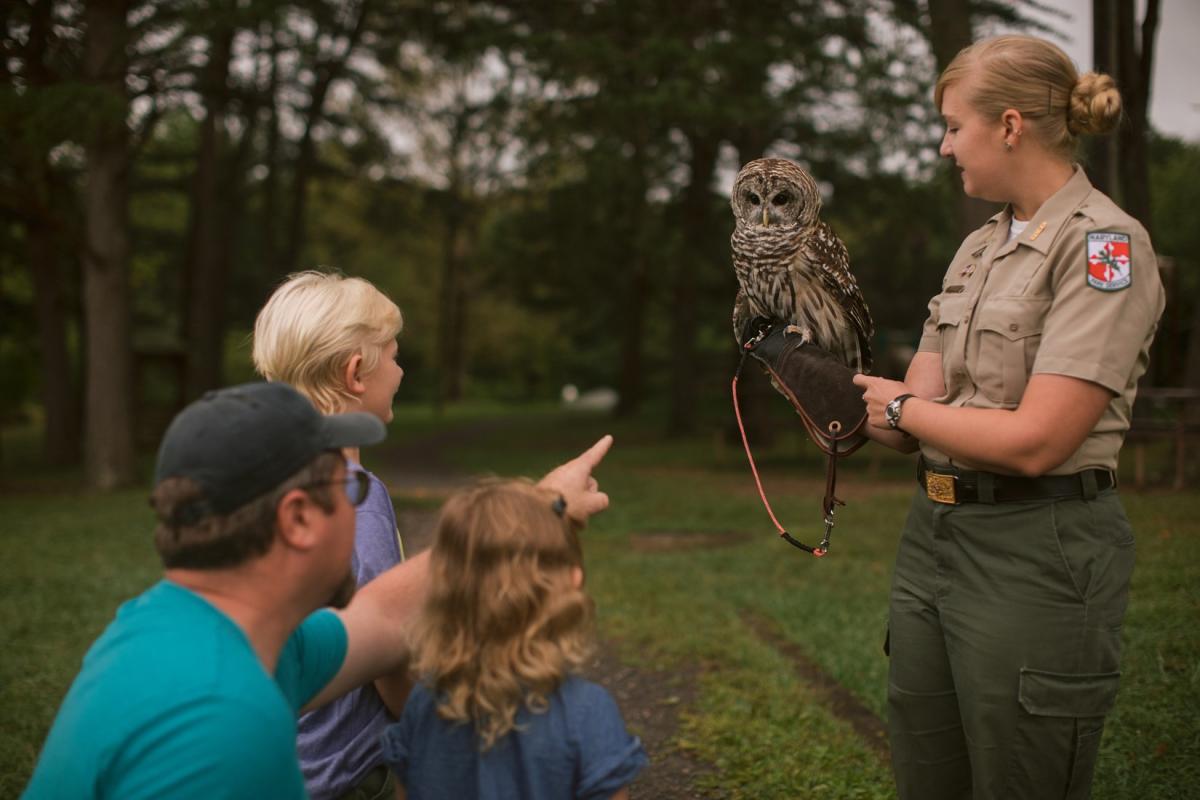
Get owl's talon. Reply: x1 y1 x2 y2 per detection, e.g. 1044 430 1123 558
784 324 813 344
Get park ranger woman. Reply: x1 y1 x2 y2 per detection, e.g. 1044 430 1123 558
852 35 1165 800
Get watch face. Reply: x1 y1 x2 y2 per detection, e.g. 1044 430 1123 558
886 400 900 428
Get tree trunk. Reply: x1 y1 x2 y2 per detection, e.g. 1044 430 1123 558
926 0 995 235
1115 0 1159 236
614 252 649 418
82 0 135 489
925 0 971 81
611 10 658 419
279 93 323 275
28 216 82 465
280 1 370 274
436 193 470 407
615 142 649 418
184 23 234 400
1087 0 1119 195
1184 290 1200 391
261 24 282 280
668 134 719 436
1184 271 1200 428
21 0 82 465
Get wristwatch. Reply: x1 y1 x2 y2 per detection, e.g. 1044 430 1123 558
885 393 915 430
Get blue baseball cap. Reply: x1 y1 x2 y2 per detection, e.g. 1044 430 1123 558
154 382 385 521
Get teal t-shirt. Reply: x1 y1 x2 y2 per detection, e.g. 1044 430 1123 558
23 580 347 799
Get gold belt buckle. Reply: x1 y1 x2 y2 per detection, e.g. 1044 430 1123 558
925 472 958 504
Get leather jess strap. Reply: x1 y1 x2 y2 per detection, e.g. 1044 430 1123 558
917 456 1115 505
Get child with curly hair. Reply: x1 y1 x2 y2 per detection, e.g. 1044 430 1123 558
382 478 647 800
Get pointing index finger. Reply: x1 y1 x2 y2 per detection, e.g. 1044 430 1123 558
577 434 614 469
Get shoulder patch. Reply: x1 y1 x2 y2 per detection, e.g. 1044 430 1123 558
1086 231 1132 292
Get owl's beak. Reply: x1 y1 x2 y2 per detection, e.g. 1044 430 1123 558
762 206 769 227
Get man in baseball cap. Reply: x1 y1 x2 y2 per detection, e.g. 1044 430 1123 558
23 382 615 799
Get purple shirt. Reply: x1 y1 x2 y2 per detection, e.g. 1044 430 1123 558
297 467 403 800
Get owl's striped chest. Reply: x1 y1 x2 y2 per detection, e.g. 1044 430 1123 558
732 225 812 320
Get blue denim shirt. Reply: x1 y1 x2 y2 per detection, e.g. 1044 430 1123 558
382 676 647 800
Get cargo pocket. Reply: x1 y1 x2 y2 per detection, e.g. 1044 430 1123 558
1009 668 1120 800
974 297 1051 406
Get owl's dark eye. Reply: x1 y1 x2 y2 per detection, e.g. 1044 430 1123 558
745 192 761 206
772 192 791 207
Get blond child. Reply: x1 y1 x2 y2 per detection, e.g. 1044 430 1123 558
381 479 646 800
253 270 408 800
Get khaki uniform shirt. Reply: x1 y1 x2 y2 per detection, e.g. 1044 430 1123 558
917 167 1165 474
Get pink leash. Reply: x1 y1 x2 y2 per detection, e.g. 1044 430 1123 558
732 345 835 557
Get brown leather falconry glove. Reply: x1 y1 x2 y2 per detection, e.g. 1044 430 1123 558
740 320 868 458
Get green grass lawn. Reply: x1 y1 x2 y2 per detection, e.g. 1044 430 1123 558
2 404 1197 798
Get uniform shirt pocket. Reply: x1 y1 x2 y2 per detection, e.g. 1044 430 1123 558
936 295 969 349
974 296 1052 406
934 295 970 394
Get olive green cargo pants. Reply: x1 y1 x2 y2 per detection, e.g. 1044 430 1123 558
887 488 1134 799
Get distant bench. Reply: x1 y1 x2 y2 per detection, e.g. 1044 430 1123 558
1127 388 1200 490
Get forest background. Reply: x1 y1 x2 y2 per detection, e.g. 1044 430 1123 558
2 0 1198 488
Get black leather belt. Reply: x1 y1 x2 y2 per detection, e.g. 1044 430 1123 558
917 456 1115 505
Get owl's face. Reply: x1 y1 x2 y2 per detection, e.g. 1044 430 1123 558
731 158 821 230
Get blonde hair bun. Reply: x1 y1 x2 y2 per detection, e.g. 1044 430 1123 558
1069 71 1122 135
936 35 1124 159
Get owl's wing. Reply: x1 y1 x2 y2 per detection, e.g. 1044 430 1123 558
732 287 752 344
808 223 875 371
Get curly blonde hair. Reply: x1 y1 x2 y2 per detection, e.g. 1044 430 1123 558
252 270 402 413
413 478 594 750
935 34 1122 160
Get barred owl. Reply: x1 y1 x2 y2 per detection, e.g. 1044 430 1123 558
730 158 874 373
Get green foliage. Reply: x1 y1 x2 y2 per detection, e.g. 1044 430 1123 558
1149 136 1200 261
1147 134 1200 383
4 0 1193 457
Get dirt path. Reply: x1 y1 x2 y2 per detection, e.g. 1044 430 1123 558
584 640 715 799
380 419 499 496
742 612 890 764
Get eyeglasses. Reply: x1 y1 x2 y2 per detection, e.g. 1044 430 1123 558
303 468 371 507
